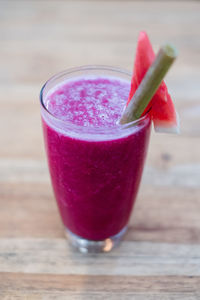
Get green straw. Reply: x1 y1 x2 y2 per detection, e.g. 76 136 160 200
120 44 178 124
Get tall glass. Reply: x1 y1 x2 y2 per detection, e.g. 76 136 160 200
40 66 151 253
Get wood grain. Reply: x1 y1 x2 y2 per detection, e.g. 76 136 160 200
1 238 200 276
0 273 200 300
0 0 200 299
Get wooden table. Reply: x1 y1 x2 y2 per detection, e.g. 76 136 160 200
1 1 200 299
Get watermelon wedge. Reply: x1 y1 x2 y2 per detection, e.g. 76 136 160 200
128 31 179 133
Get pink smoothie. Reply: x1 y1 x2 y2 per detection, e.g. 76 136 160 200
41 76 151 240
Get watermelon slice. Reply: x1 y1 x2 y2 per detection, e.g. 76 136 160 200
128 31 179 133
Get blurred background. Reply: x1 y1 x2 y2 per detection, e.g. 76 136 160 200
1 0 200 154
0 0 200 240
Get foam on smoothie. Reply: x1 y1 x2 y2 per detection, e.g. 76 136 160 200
44 76 130 128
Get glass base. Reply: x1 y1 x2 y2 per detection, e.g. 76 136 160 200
66 226 127 253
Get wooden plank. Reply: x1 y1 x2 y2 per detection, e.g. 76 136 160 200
0 181 200 244
0 1 200 85
0 162 200 243
0 273 199 300
0 238 200 276
0 292 197 300
1 151 200 184
0 90 200 160
0 182 64 238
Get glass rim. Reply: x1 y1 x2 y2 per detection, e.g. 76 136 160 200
40 65 150 134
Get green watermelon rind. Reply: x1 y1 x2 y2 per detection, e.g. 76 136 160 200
154 112 180 134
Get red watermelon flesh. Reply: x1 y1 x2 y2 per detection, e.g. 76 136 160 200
128 31 179 133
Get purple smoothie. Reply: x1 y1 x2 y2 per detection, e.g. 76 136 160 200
41 74 151 241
